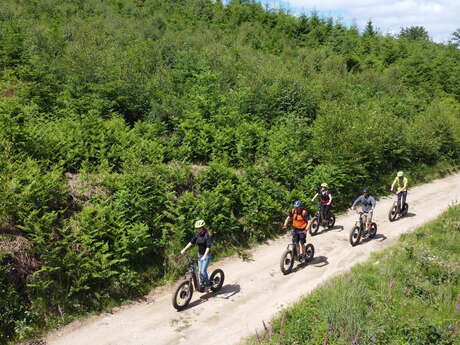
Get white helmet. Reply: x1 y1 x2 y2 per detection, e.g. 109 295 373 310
397 171 404 177
194 219 206 229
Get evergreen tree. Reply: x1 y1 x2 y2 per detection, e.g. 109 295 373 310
399 26 430 41
363 20 377 38
450 28 460 48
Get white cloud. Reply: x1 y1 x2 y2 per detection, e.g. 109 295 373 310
282 0 460 42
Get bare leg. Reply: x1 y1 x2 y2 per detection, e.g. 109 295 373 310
363 213 371 231
366 211 373 231
297 242 305 255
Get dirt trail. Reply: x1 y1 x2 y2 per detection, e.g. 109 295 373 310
46 173 460 345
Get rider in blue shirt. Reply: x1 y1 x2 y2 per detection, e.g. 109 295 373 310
352 188 376 232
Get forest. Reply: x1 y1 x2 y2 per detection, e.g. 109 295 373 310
1 0 460 342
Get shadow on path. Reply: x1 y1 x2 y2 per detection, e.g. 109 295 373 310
310 255 329 267
311 225 344 237
359 233 387 246
179 284 241 311
291 255 329 273
374 234 387 242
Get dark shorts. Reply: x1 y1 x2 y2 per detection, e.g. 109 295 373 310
292 228 306 245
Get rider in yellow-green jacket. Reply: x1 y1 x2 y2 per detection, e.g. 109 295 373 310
391 171 408 211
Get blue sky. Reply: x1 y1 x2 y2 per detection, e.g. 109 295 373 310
258 0 459 43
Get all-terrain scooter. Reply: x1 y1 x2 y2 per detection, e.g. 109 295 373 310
349 211 377 246
280 232 315 274
309 204 336 235
388 192 408 222
172 255 225 311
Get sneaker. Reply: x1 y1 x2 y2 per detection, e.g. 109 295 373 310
203 282 212 292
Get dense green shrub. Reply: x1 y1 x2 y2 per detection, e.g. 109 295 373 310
0 159 68 231
0 258 32 343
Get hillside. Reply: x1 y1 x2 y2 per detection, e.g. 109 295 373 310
1 0 460 342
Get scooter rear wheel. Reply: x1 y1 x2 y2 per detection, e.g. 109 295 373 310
305 243 315 262
209 269 225 292
327 214 336 229
369 222 377 239
401 203 409 217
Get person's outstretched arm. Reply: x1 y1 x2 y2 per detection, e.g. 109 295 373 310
391 177 397 192
311 193 318 202
181 242 192 255
351 196 361 209
283 215 291 229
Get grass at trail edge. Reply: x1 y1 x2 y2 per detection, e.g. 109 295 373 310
246 205 460 345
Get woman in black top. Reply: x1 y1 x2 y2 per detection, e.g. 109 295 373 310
311 183 333 223
180 219 212 290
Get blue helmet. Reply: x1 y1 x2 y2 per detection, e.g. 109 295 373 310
363 188 370 194
293 200 303 208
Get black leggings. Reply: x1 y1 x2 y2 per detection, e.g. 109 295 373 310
397 191 407 210
320 204 330 221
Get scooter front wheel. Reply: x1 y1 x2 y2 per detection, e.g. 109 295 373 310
172 280 193 311
350 226 361 246
280 249 295 275
388 204 398 222
309 217 320 235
